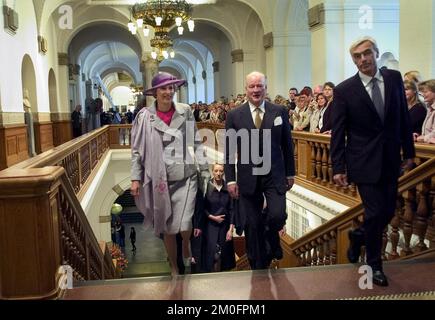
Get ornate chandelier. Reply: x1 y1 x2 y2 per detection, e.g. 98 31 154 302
128 0 195 62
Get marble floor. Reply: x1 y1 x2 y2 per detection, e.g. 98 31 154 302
121 223 171 278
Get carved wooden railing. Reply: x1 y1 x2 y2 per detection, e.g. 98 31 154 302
59 174 116 282
0 167 116 299
292 131 435 207
0 126 127 299
8 126 110 199
109 125 132 149
287 157 435 267
196 123 434 207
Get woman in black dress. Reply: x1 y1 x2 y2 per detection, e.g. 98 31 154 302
202 164 236 273
404 80 427 135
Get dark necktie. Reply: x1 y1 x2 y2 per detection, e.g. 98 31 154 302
254 107 262 129
371 77 384 121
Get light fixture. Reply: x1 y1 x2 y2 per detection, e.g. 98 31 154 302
128 0 196 62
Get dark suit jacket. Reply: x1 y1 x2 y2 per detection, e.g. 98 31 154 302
409 102 427 135
320 104 333 133
330 69 415 184
224 101 295 195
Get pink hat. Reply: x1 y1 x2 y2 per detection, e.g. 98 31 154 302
144 72 186 96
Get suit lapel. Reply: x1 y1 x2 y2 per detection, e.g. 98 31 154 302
240 103 256 129
148 103 168 133
148 102 185 134
262 101 278 129
380 69 392 116
170 103 186 130
352 73 383 124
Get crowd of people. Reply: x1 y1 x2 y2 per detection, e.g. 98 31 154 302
190 75 435 144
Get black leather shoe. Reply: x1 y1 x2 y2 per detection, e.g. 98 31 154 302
372 270 389 287
347 230 362 263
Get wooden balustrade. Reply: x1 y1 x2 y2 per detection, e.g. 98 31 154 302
287 158 435 268
0 167 115 299
5 126 110 199
109 125 132 149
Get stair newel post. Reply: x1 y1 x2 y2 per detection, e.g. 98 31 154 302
0 167 65 299
388 195 403 260
401 188 416 256
414 180 430 252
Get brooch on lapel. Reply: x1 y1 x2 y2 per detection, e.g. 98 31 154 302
149 114 155 122
155 178 168 194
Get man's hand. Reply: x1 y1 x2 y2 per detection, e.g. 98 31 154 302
287 178 294 190
402 158 415 171
193 228 202 238
227 183 239 199
131 181 140 196
333 174 349 187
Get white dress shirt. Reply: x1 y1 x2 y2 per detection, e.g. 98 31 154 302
359 69 385 104
249 101 265 124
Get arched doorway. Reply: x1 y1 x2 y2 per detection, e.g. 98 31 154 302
21 54 38 157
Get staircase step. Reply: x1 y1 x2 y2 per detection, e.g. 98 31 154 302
64 258 435 300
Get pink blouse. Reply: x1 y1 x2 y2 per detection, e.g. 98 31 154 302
156 107 175 126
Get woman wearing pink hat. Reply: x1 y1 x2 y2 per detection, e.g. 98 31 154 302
130 72 210 276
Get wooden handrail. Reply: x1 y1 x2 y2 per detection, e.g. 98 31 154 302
59 174 116 281
8 126 109 170
0 166 116 299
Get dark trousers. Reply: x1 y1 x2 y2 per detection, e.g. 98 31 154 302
240 174 287 270
356 181 398 271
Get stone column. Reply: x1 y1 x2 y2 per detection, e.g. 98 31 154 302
143 58 159 107
213 61 221 101
58 53 71 112
231 49 245 96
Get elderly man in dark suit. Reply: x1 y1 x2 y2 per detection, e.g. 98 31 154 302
330 37 415 286
224 71 295 270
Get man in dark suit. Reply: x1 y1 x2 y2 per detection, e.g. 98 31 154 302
330 37 415 286
224 71 295 270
